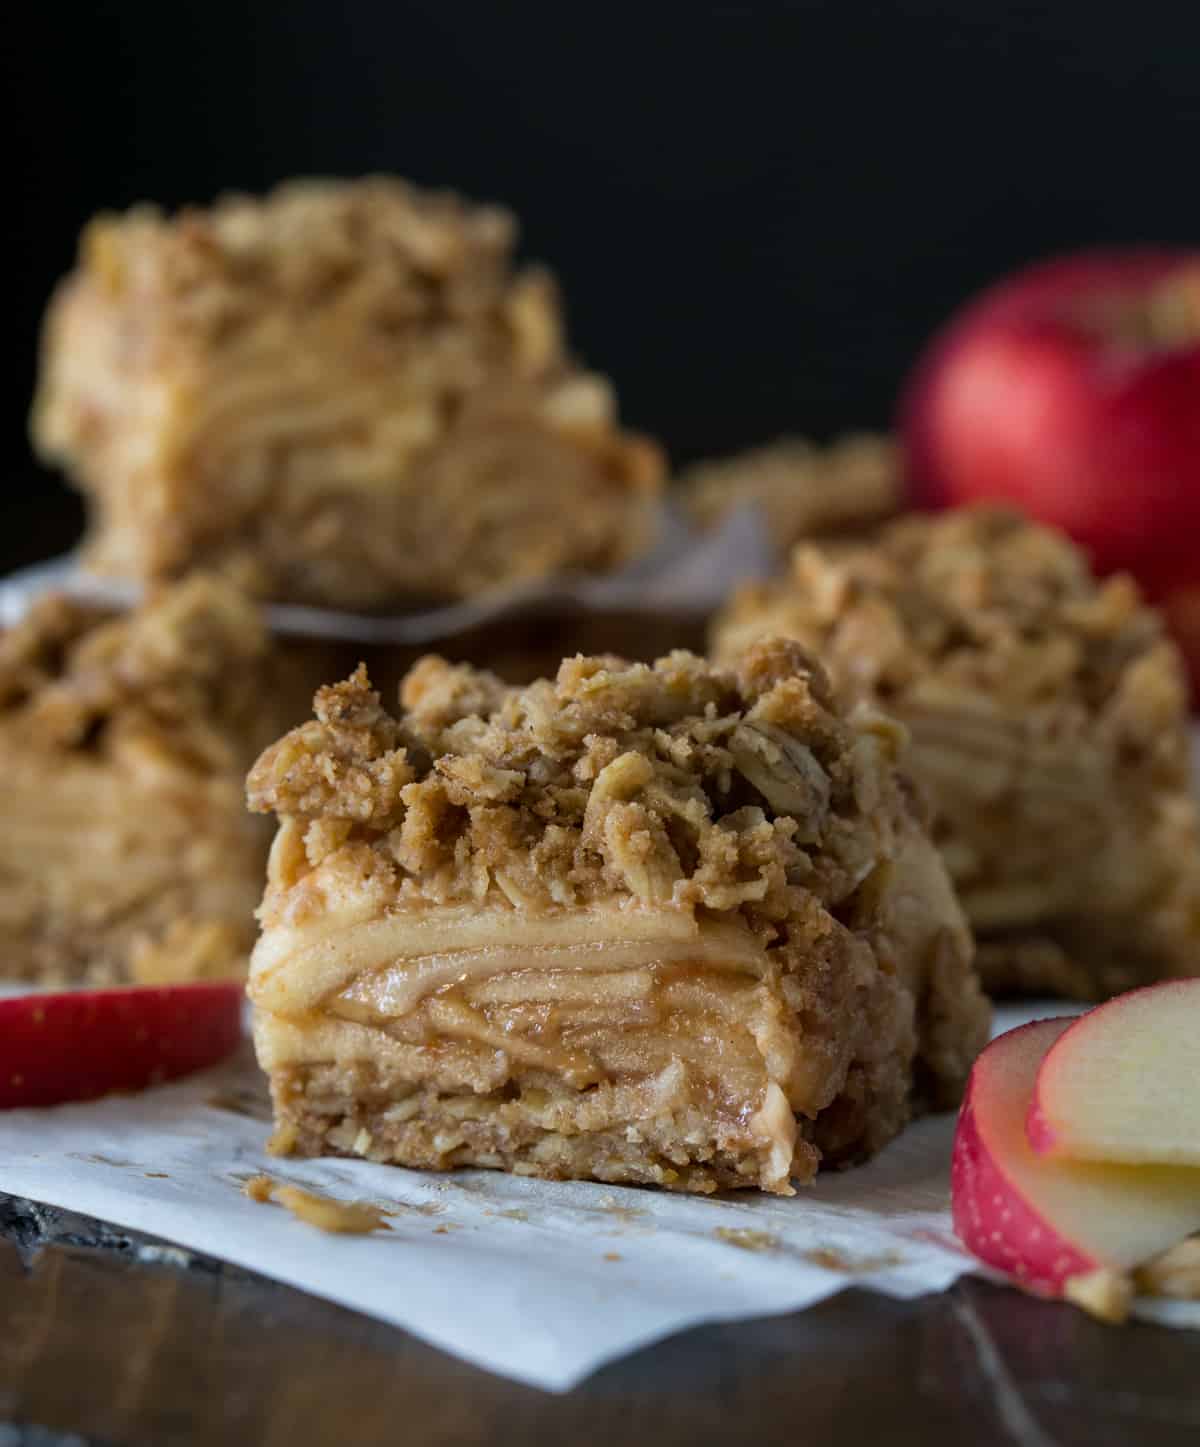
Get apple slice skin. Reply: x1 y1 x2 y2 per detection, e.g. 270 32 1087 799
1027 980 1200 1166
952 1017 1200 1297
0 982 243 1108
953 1019 1095 1295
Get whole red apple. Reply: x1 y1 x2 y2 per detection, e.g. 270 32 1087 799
900 250 1200 691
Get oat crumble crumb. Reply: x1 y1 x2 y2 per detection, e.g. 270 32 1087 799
1064 1267 1133 1325
242 1173 275 1203
713 1227 779 1253
244 1174 391 1234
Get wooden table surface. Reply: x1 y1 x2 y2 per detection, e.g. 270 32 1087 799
2 1194 1200 1446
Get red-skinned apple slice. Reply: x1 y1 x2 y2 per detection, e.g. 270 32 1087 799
952 1018 1200 1296
1027 981 1200 1165
0 982 243 1108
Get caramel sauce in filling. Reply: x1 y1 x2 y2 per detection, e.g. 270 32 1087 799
254 916 806 1172
322 955 788 1133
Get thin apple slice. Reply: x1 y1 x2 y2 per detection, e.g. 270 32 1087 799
0 982 244 1108
1027 981 1200 1165
952 1018 1200 1296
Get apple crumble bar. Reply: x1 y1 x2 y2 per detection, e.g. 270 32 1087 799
246 639 989 1195
32 176 663 609
711 507 1200 999
680 434 901 552
0 577 304 985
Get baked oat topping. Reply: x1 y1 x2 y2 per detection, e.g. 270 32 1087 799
716 507 1167 712
0 575 273 768
680 434 901 550
249 640 912 928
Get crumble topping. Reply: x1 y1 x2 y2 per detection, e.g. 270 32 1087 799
248 639 915 930
73 177 533 356
681 434 901 549
0 576 274 770
715 507 1172 723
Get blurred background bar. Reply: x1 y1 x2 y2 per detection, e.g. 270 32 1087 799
4 0 1198 569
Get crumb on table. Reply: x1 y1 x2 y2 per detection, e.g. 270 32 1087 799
1063 1268 1133 1325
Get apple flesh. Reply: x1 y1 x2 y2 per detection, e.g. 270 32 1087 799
0 982 243 1108
1027 980 1200 1166
952 1018 1200 1296
900 250 1200 693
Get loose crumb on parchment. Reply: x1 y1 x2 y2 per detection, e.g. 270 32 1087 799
803 1247 904 1273
242 1173 392 1234
713 1227 779 1253
242 1174 274 1203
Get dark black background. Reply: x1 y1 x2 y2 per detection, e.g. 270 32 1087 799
4 0 1198 570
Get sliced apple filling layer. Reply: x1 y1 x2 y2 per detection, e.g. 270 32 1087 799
247 642 990 1195
254 910 832 1193
0 745 262 986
